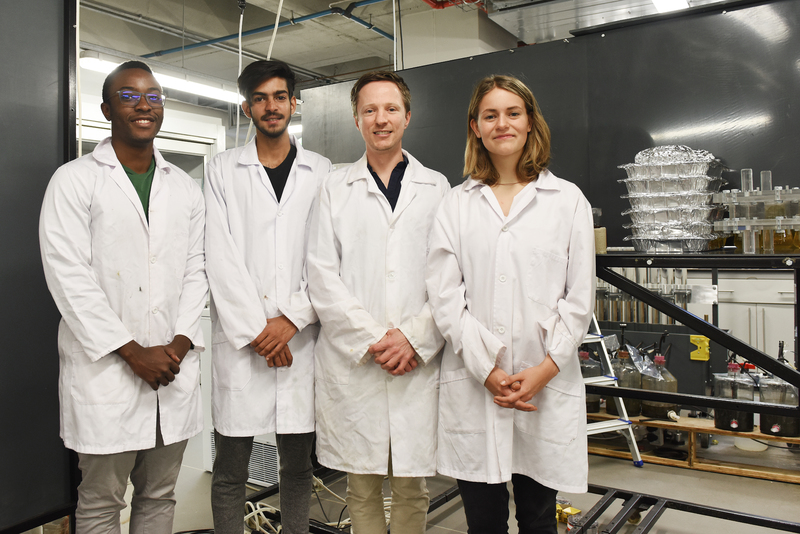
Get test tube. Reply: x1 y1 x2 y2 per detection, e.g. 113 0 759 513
761 170 772 191
741 168 754 192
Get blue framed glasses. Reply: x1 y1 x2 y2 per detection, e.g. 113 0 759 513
114 90 166 107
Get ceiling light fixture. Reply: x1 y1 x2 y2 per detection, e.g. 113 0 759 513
80 55 242 104
652 0 690 13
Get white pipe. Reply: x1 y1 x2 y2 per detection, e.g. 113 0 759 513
266 0 286 60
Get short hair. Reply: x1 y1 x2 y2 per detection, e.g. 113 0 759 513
238 60 296 103
102 60 155 103
350 71 411 117
463 75 551 185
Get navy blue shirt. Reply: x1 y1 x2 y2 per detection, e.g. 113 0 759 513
368 155 408 211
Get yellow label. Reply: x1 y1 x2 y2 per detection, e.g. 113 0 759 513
690 335 710 361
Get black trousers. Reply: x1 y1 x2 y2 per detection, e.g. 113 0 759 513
457 474 557 534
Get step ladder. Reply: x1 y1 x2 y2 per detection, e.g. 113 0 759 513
584 315 643 467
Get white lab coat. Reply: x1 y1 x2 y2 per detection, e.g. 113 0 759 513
307 151 449 476
39 137 207 455
426 170 595 492
205 136 331 436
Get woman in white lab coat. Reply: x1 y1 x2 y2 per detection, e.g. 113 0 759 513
426 75 595 534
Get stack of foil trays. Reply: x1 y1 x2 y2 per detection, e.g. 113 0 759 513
619 145 727 253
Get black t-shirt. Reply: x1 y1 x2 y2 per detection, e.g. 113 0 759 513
263 144 297 202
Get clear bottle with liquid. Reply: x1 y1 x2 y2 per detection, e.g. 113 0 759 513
579 350 602 413
605 348 641 417
641 355 679 418
759 375 800 437
714 363 755 432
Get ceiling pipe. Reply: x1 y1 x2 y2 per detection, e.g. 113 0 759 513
420 0 483 9
144 0 392 59
80 0 324 80
331 4 393 39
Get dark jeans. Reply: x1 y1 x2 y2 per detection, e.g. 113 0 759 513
457 474 557 534
211 430 315 534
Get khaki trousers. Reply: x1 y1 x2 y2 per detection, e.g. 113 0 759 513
75 426 187 534
346 457 429 534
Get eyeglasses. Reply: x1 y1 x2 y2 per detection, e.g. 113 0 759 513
114 90 166 107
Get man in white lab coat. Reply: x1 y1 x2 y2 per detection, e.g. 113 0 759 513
39 61 207 533
204 60 331 534
307 71 448 534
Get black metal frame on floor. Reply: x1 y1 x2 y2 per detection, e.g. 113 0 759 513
245 468 462 533
587 253 800 419
572 483 800 533
245 474 800 533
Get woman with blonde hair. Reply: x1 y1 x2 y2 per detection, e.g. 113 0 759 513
426 75 596 533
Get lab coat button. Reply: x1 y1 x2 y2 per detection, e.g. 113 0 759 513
497 326 505 334
278 211 284 217
387 271 395 280
150 256 156 264
499 275 507 282
278 264 284 270
152 307 159 314
502 225 509 232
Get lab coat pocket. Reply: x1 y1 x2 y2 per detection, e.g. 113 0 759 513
514 375 582 445
439 368 486 434
212 341 252 391
70 344 135 405
525 249 568 310
175 349 201 396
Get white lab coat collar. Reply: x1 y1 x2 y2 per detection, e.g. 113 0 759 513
90 137 173 230
465 169 562 223
346 150 438 186
463 168 562 191
236 134 309 205
91 136 172 173
237 134 310 168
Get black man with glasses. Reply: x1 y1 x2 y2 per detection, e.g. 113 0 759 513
39 60 208 533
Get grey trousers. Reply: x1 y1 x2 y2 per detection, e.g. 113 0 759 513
75 427 187 534
211 430 315 534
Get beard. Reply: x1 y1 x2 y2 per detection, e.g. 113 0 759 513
254 112 291 139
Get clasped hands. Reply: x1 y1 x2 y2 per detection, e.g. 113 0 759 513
118 334 192 391
368 328 419 376
251 315 297 368
483 355 559 412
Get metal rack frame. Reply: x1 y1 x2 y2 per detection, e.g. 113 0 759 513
587 253 800 419
572 483 800 533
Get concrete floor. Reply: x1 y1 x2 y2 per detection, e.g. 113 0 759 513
112 430 800 534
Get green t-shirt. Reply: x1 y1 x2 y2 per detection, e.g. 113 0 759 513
122 158 156 221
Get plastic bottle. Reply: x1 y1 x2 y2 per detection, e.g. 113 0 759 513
641 355 679 418
579 350 602 413
605 348 641 417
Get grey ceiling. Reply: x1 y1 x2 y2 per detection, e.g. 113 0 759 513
79 0 727 92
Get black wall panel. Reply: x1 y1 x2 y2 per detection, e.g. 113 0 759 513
303 43 590 190
586 0 800 245
0 1 74 531
302 0 800 246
